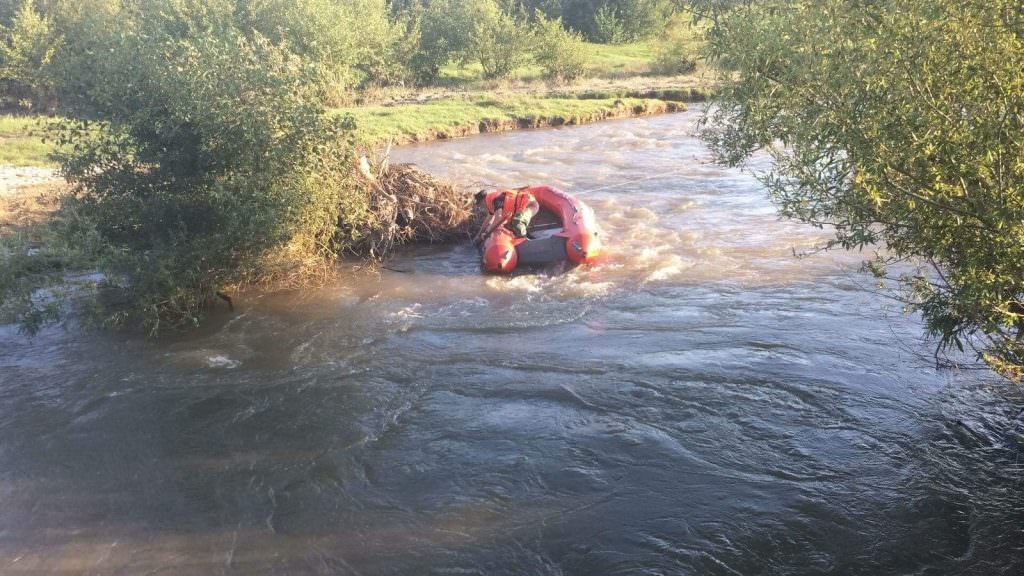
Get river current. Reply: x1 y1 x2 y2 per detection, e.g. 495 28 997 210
2 110 1023 575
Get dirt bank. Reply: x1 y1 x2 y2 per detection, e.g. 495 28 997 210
0 167 63 237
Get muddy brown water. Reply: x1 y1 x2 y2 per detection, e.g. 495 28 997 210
2 111 1023 575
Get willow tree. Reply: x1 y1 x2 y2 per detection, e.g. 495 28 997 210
701 0 1024 379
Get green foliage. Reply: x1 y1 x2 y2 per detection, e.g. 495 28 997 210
591 5 625 44
702 0 1024 378
468 0 533 80
239 0 361 93
533 11 589 81
409 0 477 84
506 0 679 42
347 0 420 88
47 4 361 334
44 0 133 115
0 0 56 110
650 16 697 75
240 0 419 92
589 0 674 43
36 0 417 109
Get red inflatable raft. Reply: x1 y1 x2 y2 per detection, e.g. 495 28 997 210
480 185 602 274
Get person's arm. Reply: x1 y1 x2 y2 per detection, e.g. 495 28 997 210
483 209 506 237
474 210 502 243
524 198 540 218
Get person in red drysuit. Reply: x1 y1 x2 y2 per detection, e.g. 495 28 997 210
472 188 540 245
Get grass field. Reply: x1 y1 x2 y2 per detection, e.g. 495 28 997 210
0 116 59 167
586 42 658 76
338 95 678 144
0 32 709 167
0 95 685 166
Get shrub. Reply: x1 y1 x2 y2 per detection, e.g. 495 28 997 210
468 0 533 80
238 0 361 100
591 5 626 44
49 9 363 333
651 21 697 75
411 0 476 84
616 0 674 41
589 0 674 44
0 0 57 110
533 11 589 82
347 0 420 88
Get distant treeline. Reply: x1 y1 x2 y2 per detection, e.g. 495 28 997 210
0 0 695 112
389 0 686 43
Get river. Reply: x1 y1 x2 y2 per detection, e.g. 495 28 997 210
1 110 1023 575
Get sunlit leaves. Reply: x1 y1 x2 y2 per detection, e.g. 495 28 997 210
702 0 1024 378
46 5 359 334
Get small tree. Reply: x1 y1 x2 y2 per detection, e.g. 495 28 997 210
533 11 589 82
0 0 57 110
589 0 673 43
345 0 420 87
238 0 362 102
650 17 697 76
616 0 674 41
702 0 1024 379
410 0 477 84
469 0 533 80
591 5 626 44
49 8 362 333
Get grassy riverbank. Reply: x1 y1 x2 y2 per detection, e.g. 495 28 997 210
0 92 701 167
0 28 714 167
342 95 688 145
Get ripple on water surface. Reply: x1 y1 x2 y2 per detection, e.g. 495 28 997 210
1 111 1023 575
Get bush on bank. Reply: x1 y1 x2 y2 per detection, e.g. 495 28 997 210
701 0 1024 379
468 0 534 80
45 3 364 334
651 15 698 76
0 0 56 111
410 0 476 84
533 12 589 82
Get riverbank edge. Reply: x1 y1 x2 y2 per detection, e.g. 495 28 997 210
1 86 708 168
370 99 689 147
2 93 697 242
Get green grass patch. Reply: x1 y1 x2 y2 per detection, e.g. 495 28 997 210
0 115 60 167
586 42 656 75
337 95 672 144
0 136 56 167
0 93 684 167
437 41 657 86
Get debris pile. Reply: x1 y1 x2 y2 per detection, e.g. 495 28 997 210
352 155 475 258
